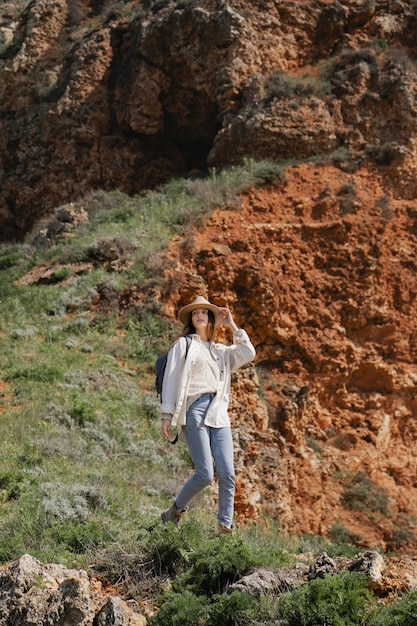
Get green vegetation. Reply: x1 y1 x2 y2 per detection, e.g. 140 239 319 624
278 571 374 626
339 471 389 516
372 38 389 51
0 160 286 569
265 71 332 103
368 590 417 626
328 523 361 549
0 162 414 623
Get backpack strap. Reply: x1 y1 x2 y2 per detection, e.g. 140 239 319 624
184 335 191 356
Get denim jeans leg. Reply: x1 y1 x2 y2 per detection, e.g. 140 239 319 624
175 395 214 511
210 426 235 528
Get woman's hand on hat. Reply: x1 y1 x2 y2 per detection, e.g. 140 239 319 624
219 307 238 332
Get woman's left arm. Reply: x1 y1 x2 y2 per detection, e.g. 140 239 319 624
219 307 239 334
219 307 256 370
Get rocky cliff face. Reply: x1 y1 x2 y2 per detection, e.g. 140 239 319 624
1 0 417 238
1 0 417 551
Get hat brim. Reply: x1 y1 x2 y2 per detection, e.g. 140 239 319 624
179 303 223 328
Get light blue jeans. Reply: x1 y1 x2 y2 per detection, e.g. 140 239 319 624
175 393 235 528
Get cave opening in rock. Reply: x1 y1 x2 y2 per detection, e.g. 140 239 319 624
161 86 221 175
176 136 217 175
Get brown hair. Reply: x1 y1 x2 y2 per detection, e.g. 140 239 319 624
181 309 215 341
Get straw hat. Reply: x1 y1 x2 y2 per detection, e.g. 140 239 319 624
179 296 223 328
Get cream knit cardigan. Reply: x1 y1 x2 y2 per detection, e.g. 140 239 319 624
161 329 256 429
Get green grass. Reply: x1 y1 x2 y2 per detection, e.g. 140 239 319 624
0 162 285 565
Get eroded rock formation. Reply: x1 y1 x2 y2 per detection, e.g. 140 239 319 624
1 0 417 239
0 553 147 625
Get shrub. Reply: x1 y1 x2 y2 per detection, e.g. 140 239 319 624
0 470 25 502
49 284 99 315
372 38 389 50
0 251 21 270
40 482 107 521
92 517 294 610
328 523 361 547
145 518 205 577
244 159 286 186
207 591 260 626
46 520 111 554
338 181 359 215
127 438 164 465
335 47 378 70
384 47 416 73
265 71 331 103
0 530 27 565
368 590 417 626
69 400 98 427
366 143 401 166
150 590 211 626
341 472 389 515
278 571 375 626
10 326 38 340
178 536 256 595
388 514 417 551
150 590 260 626
6 364 63 383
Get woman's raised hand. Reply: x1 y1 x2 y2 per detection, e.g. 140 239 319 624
219 307 238 332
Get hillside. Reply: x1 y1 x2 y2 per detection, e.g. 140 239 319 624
1 0 417 590
1 169 417 625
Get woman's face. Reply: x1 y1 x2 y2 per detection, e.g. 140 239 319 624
191 308 209 330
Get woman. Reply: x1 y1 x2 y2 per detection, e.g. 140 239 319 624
160 295 256 534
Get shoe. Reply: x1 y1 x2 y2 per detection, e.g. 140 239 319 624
161 502 186 526
217 522 234 535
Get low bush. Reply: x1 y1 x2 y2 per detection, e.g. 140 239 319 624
0 250 22 270
277 571 375 626
69 400 98 427
368 590 417 626
265 71 331 103
177 535 256 595
144 517 208 578
150 590 260 626
0 470 25 502
341 472 389 515
328 523 361 549
6 364 63 383
149 590 212 626
46 520 111 554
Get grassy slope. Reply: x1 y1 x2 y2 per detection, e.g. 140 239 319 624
0 164 284 566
